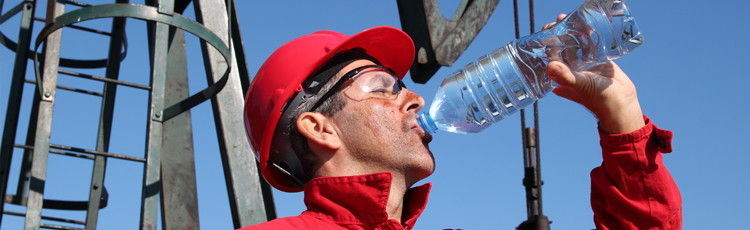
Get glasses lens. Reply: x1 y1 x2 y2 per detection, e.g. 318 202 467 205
347 68 402 100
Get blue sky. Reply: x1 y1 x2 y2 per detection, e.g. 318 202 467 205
1 0 749 229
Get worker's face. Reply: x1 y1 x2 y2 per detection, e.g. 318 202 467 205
331 59 435 185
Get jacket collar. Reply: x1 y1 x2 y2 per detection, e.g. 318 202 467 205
303 172 431 229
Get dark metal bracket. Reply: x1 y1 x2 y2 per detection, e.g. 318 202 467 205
397 0 499 83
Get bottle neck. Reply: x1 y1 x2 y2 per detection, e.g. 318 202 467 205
417 112 438 134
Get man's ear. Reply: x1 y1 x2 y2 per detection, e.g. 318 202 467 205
297 112 341 150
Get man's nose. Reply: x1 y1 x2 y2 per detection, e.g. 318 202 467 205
400 89 425 113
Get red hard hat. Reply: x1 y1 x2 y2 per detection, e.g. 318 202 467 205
243 26 415 192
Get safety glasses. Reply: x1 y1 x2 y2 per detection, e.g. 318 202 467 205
310 65 405 112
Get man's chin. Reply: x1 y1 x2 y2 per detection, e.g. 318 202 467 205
418 149 436 179
410 165 436 186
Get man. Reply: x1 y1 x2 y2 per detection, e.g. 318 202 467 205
241 15 681 229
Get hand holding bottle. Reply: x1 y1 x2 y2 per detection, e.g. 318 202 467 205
417 0 644 135
543 14 645 134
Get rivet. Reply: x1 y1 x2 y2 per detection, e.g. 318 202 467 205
44 92 50 98
93 183 100 189
155 113 161 118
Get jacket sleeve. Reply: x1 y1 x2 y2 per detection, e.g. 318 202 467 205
591 115 682 230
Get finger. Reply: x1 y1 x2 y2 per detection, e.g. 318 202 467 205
543 14 568 30
546 61 578 87
556 14 566 22
542 22 556 30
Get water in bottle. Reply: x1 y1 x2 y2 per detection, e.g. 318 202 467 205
417 0 643 134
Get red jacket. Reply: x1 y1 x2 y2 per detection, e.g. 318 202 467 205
592 116 682 229
240 116 681 230
240 172 430 230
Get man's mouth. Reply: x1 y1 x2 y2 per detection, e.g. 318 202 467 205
409 116 433 144
421 131 433 144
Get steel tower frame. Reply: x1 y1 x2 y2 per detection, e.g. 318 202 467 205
0 0 274 229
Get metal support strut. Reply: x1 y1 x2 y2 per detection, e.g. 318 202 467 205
515 0 551 229
0 0 272 229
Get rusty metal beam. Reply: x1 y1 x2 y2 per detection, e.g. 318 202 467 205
25 0 66 229
159 25 201 230
397 0 499 83
194 0 272 227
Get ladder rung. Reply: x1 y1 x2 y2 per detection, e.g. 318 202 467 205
58 69 151 90
4 190 108 210
50 144 146 162
33 17 111 36
0 1 24 25
23 79 103 96
14 144 95 160
3 210 86 226
40 223 86 230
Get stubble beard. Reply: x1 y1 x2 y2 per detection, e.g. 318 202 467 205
335 103 435 186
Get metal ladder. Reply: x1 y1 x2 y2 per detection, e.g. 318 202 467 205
0 0 274 229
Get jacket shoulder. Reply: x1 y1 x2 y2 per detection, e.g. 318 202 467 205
237 213 342 230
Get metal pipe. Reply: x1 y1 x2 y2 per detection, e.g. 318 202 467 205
0 0 37 226
14 144 95 160
24 79 103 96
3 210 86 225
58 69 151 90
49 144 146 162
39 223 86 230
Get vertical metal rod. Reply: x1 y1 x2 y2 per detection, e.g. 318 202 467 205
528 0 535 33
513 0 528 171
228 0 277 220
0 0 3 34
194 0 272 227
516 0 550 229
85 1 129 228
534 101 542 216
16 44 49 207
25 1 65 229
140 0 172 229
514 0 535 219
525 127 538 217
513 0 520 39
0 0 36 225
228 0 251 96
15 87 41 207
159 25 200 230
529 0 544 217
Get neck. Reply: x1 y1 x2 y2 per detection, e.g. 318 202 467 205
386 175 409 223
318 163 412 223
315 148 415 223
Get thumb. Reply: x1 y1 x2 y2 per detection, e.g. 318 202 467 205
546 61 577 87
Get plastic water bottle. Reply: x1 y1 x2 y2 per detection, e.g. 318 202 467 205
417 0 643 134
